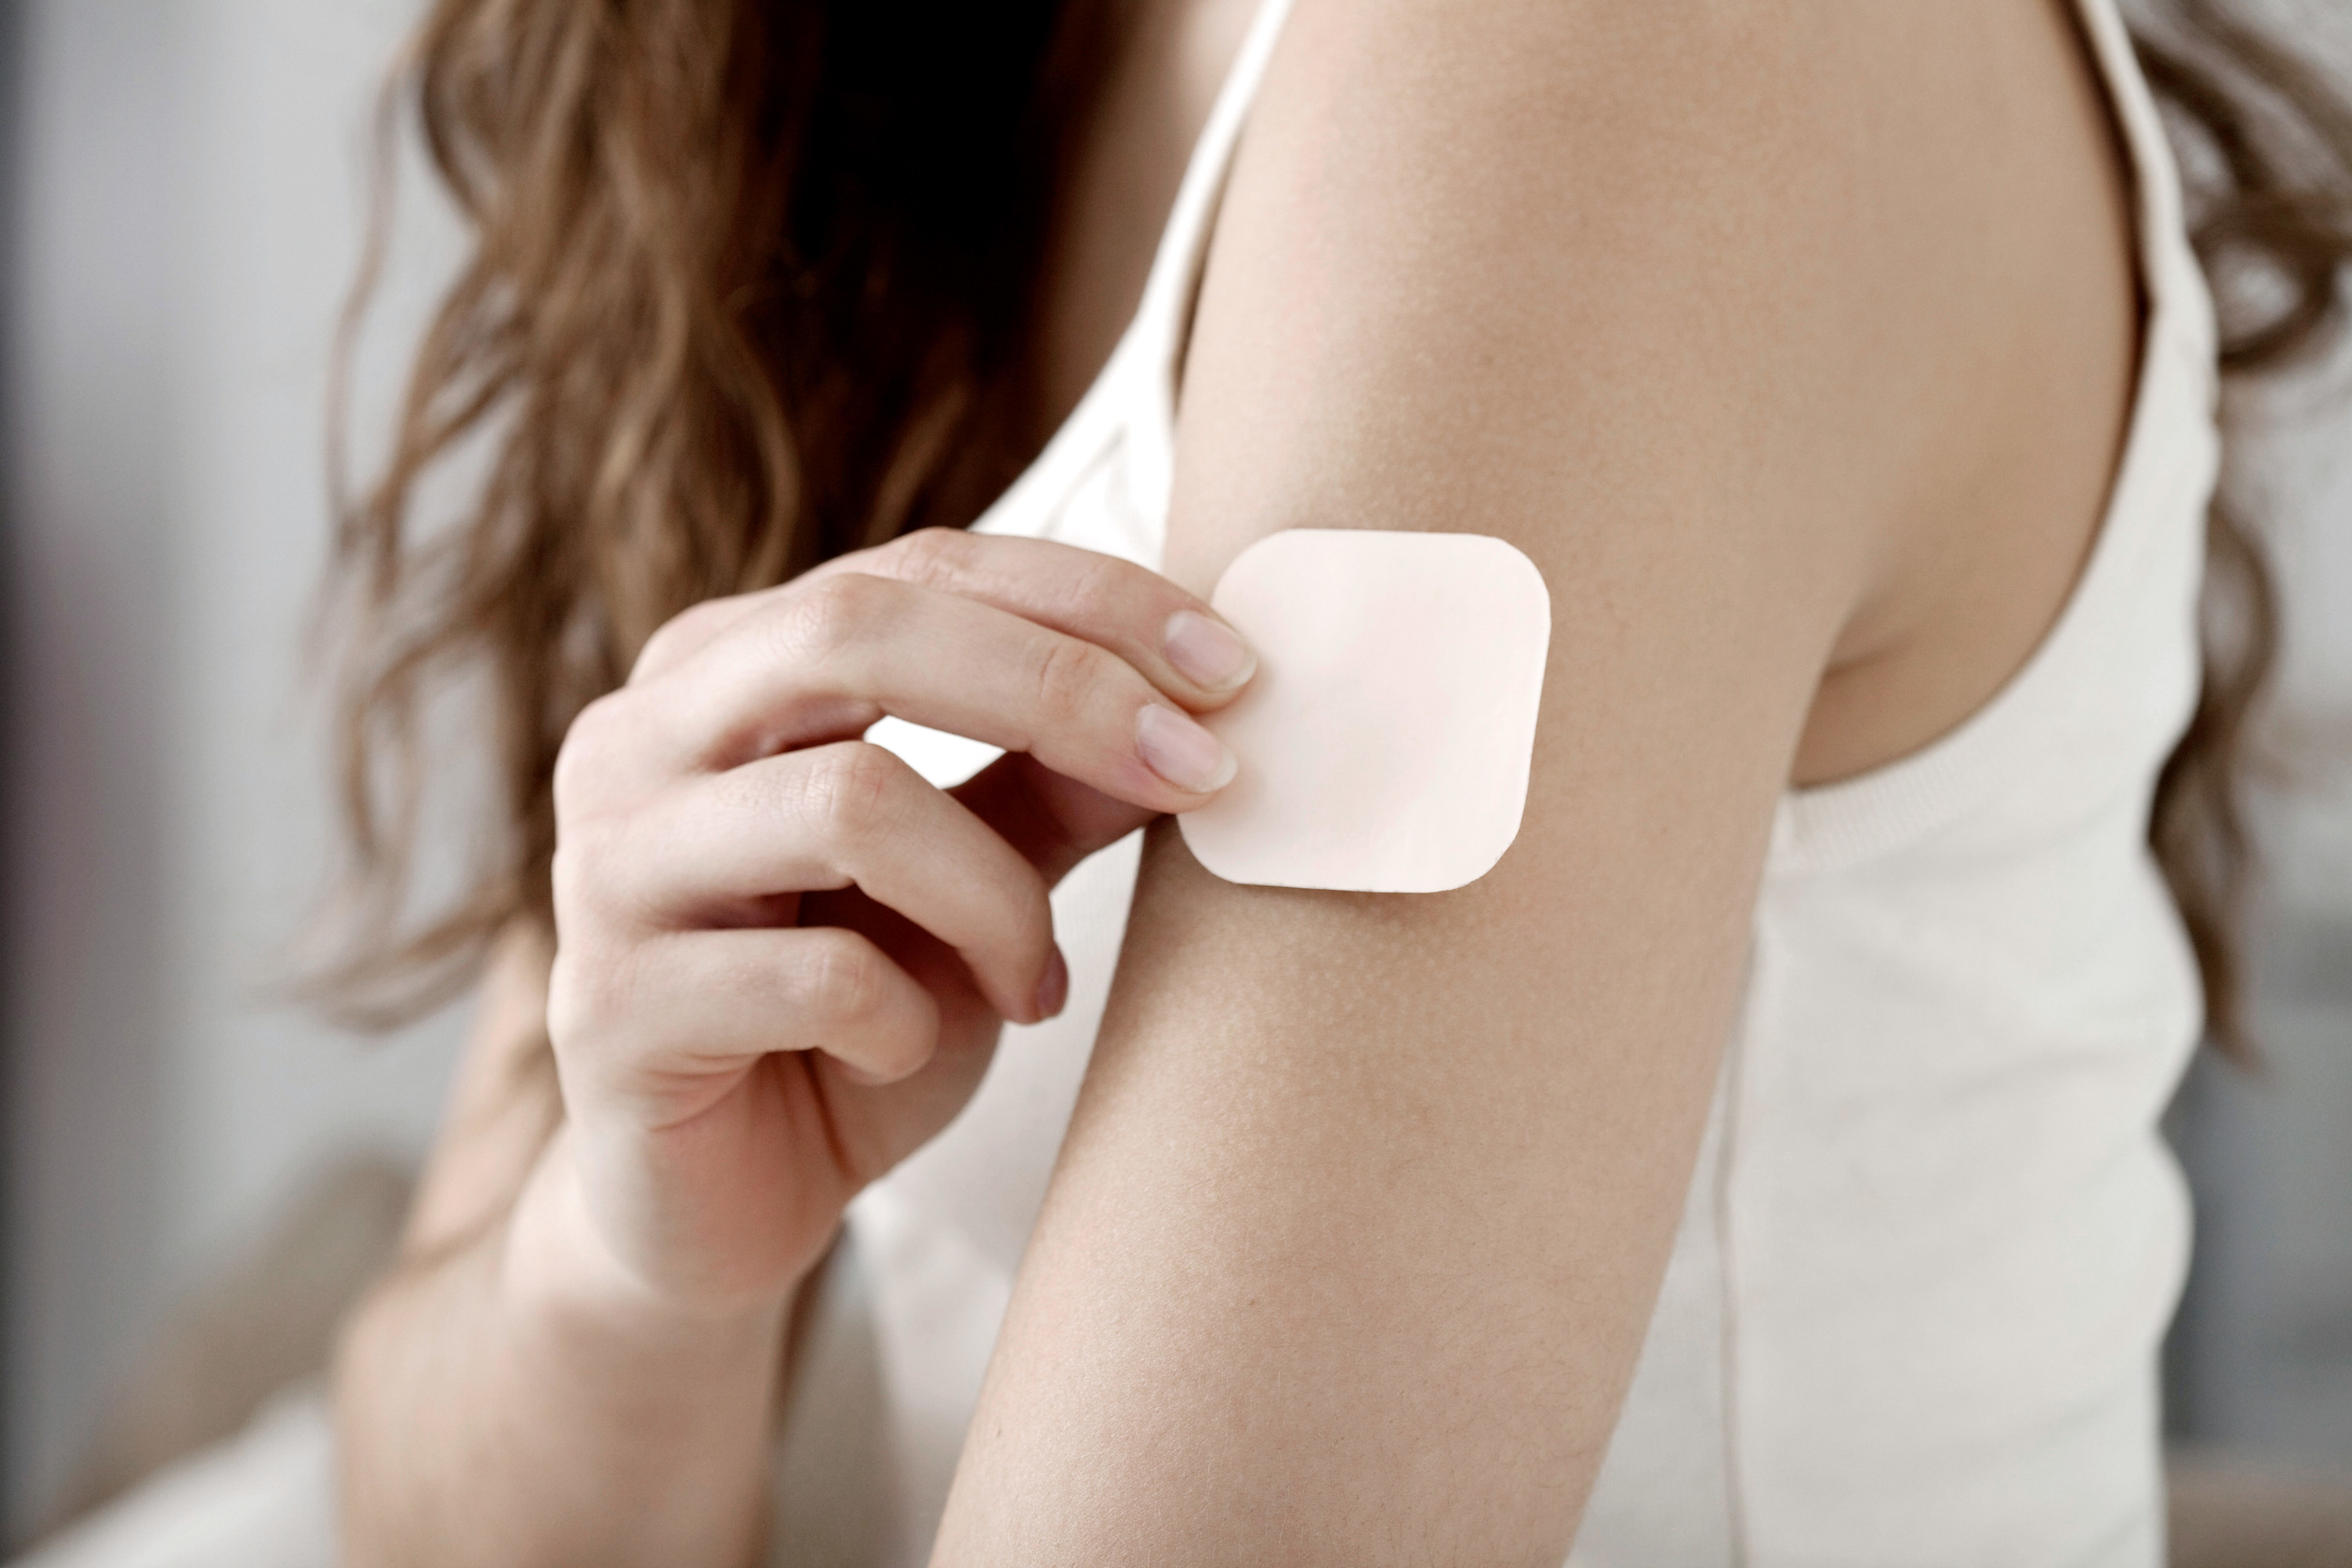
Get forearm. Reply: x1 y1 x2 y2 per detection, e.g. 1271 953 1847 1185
335 1132 789 1568
930 824 1742 1564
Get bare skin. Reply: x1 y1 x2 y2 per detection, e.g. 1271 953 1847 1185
336 0 2136 1561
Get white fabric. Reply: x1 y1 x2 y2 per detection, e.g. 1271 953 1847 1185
9 1388 336 1568
814 0 2222 1564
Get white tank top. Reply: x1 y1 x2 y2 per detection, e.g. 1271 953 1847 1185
771 2 2223 1562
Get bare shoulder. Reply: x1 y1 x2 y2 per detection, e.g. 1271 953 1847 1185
1172 0 2139 783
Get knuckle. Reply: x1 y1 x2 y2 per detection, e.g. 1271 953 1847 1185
545 939 638 1057
549 819 626 920
785 572 891 665
552 692 627 811
884 526 969 590
804 931 886 1025
799 742 903 842
1064 553 1130 629
1028 633 1104 728
543 956 596 1053
632 596 735 681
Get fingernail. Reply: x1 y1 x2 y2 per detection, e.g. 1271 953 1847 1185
1136 703 1237 793
1162 609 1255 691
1033 947 1069 1022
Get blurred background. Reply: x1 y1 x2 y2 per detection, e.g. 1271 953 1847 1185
0 0 2345 1562
0 0 471 1546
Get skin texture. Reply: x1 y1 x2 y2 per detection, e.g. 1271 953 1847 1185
929 0 2135 1560
336 0 2137 1561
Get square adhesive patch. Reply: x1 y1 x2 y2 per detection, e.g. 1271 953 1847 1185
1178 529 1551 893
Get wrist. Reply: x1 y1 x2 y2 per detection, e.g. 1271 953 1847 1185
436 1128 787 1568
503 1127 793 1374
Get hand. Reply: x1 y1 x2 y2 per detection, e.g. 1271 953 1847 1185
527 528 1257 1320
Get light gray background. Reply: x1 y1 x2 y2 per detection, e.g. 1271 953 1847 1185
2 0 2347 1546
2 0 470 1536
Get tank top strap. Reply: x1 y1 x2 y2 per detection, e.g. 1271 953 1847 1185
1115 0 1299 528
1131 0 1299 363
971 0 1297 557
2069 0 2219 379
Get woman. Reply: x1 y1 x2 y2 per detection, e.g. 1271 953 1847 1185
325 0 2350 1563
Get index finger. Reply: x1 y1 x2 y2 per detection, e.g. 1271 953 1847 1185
800 530 1258 710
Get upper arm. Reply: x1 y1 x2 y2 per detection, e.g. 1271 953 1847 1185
935 3 2005 1558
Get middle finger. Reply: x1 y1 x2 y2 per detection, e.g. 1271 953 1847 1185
601 739 1063 1025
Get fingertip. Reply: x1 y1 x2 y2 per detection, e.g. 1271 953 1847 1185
829 1030 936 1087
1161 609 1257 699
1033 946 1069 1023
831 1054 898 1088
1137 703 1239 797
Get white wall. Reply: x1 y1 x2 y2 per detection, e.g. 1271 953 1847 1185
3 0 460 1536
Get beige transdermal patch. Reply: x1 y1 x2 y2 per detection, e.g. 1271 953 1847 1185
1179 529 1551 894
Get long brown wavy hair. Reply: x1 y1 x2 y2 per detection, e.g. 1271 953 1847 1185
318 0 2352 1060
